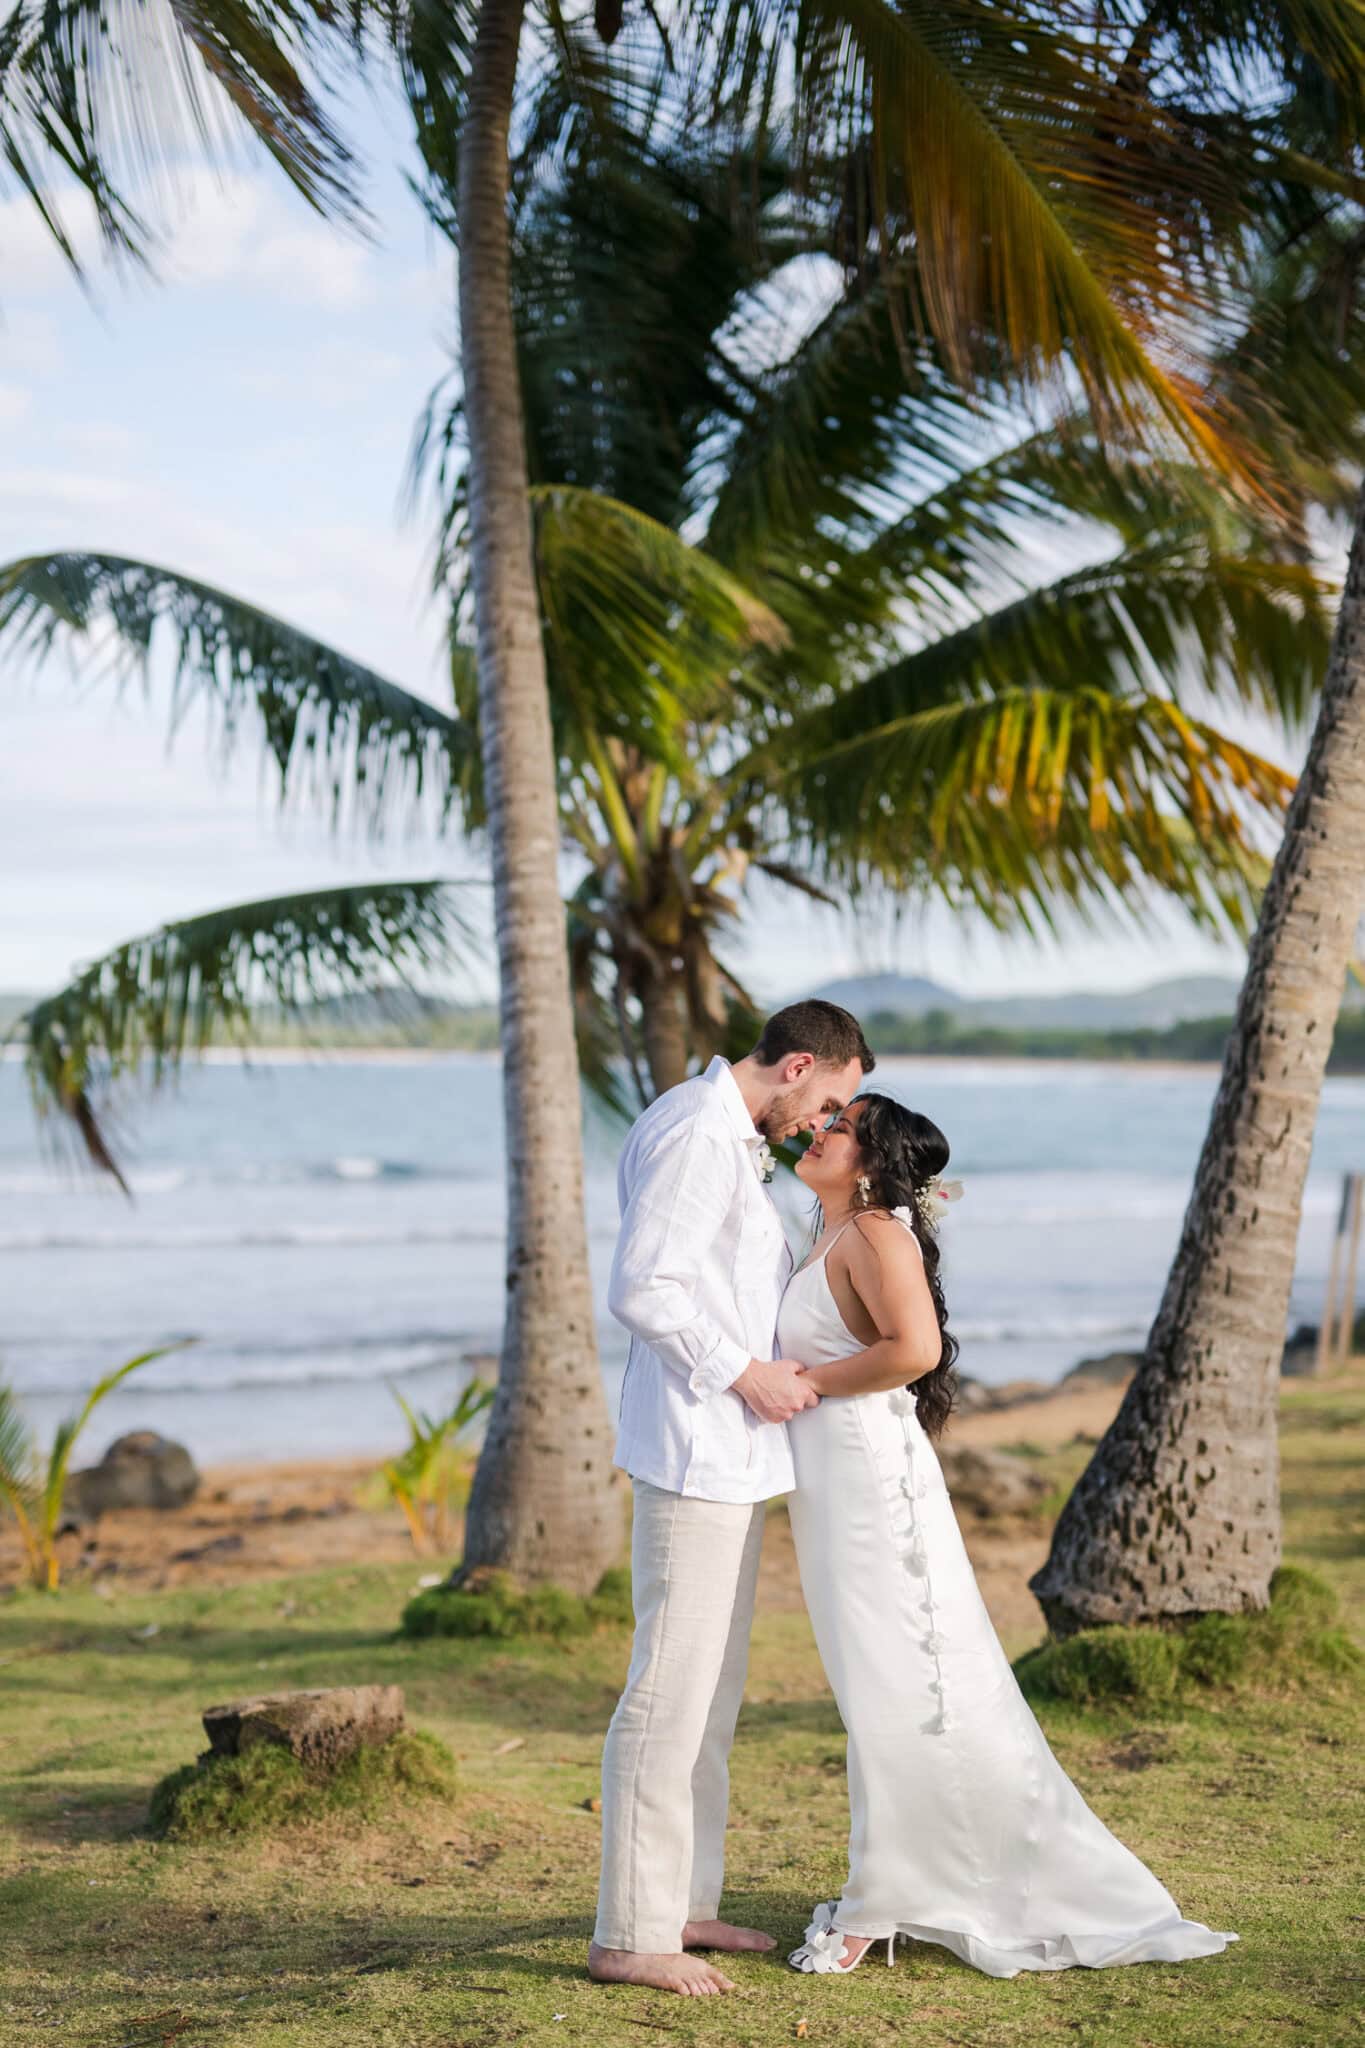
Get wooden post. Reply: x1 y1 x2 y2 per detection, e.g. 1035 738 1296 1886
1320 1172 1364 1371
1337 1174 1364 1366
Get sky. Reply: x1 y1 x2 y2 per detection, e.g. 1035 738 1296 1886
0 64 1311 1011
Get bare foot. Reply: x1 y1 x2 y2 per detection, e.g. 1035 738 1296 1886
587 1942 737 1996
683 1918 777 1953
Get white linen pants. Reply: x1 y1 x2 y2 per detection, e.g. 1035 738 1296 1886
594 1478 765 1953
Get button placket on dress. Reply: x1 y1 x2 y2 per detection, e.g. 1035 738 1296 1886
887 1388 951 1735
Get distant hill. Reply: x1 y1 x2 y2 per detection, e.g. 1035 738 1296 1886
969 975 1248 1032
843 1006 1365 1072
803 974 958 1018
810 971 1365 1031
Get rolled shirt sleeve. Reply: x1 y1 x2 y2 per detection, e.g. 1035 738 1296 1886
608 1118 752 1399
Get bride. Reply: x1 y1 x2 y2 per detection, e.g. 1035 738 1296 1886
779 1093 1236 1979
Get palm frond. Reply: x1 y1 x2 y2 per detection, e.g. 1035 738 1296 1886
531 485 787 769
774 526 1333 749
378 1373 492 1551
392 0 479 230
717 398 1264 677
513 96 802 530
19 878 483 1184
1213 206 1365 528
0 0 362 278
703 253 1019 582
687 0 1249 472
775 680 1296 938
748 858 839 908
567 886 642 1122
0 553 473 828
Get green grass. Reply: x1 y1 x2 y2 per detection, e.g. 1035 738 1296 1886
0 1376 1362 2048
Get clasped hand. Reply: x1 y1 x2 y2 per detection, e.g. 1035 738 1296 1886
734 1356 819 1425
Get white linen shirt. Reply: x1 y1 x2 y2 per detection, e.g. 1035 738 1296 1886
608 1056 795 1503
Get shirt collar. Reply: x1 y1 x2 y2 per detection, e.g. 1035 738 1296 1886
704 1055 762 1145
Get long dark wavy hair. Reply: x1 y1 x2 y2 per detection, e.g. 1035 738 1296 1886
838 1093 959 1440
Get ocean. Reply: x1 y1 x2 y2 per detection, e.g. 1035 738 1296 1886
1 1052 1361 1465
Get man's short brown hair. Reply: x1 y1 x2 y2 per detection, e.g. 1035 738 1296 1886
750 1000 875 1075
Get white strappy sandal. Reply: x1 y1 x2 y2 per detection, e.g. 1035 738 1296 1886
787 1899 897 1974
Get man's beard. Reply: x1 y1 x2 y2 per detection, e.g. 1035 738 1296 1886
758 1087 808 1143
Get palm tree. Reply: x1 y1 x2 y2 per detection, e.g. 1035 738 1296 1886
1030 22 1365 1630
1032 490 1365 1632
418 109 1330 1101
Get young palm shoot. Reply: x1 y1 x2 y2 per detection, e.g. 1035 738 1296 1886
380 1379 495 1554
0 1344 192 1590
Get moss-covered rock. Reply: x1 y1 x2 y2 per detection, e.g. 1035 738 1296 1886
1015 1623 1183 1708
400 1564 633 1640
1015 1565 1361 1710
149 1729 456 1839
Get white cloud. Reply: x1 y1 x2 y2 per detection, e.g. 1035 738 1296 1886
0 382 30 427
1 170 383 313
0 305 65 378
59 422 140 460
162 173 378 308
0 193 97 297
234 340 407 411
0 465 129 510
245 223 378 310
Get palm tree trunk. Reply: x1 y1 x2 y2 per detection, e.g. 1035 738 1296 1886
451 0 619 1593
638 974 691 1096
1031 481 1365 1634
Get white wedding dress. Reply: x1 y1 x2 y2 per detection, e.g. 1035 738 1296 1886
777 1215 1236 1978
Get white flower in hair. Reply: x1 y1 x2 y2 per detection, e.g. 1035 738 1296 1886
913 1175 965 1231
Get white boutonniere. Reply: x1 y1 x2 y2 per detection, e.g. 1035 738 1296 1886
749 1138 776 1184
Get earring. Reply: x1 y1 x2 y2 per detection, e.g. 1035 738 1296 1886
856 1174 872 1207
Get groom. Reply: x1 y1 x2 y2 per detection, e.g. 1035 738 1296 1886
588 1001 875 1997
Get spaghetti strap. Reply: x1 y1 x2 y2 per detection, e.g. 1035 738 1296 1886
793 1219 855 1278
799 1210 923 1280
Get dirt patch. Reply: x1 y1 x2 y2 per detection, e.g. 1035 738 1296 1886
0 1457 419 1593
952 1378 1125 1451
